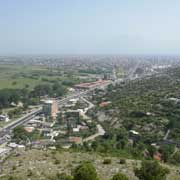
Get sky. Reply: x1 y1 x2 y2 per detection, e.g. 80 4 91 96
0 0 180 55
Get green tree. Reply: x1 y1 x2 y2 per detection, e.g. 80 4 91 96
12 126 28 143
159 144 175 162
169 151 180 165
111 173 129 180
134 160 169 180
73 161 99 180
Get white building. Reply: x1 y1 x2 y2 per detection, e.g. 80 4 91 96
0 115 9 122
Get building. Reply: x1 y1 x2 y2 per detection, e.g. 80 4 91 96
99 101 111 107
43 100 58 120
74 80 110 89
0 115 9 122
69 137 82 145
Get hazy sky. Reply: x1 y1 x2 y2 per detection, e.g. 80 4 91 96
1 0 180 55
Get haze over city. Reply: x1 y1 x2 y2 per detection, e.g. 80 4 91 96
1 0 180 55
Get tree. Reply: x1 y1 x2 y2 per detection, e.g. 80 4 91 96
169 151 180 165
159 144 175 162
134 160 169 180
73 161 99 180
12 126 28 143
12 125 40 143
111 173 129 180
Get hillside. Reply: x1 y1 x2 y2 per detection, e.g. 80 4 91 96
0 149 179 180
87 67 180 163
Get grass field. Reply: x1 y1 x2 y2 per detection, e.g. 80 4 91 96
0 65 65 90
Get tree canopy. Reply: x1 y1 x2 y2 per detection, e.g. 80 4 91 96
134 160 169 180
111 173 129 180
73 161 99 180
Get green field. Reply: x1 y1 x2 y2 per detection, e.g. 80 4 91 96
0 65 65 90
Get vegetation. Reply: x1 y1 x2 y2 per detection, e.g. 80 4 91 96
86 67 180 163
111 173 129 180
134 160 169 180
103 158 112 164
12 125 40 143
73 161 99 180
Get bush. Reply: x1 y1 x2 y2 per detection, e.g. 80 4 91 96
54 159 61 164
119 159 126 164
134 160 170 180
27 169 33 177
111 173 129 180
103 159 112 164
73 161 99 180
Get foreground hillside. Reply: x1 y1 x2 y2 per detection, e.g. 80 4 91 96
0 149 179 180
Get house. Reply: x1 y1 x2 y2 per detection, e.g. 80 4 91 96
0 147 11 157
24 126 35 133
8 143 18 148
99 101 111 107
129 130 139 135
153 152 162 161
0 115 9 122
73 128 79 132
69 137 82 145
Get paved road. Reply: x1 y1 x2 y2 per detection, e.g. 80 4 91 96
163 129 170 140
0 108 42 137
83 124 105 142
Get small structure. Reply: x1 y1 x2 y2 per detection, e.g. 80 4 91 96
8 143 18 148
0 115 9 122
69 137 82 145
153 152 162 161
0 147 11 157
74 80 109 89
129 130 139 136
73 127 79 132
99 101 111 107
24 126 35 133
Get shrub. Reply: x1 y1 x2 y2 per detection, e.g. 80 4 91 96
103 159 112 164
119 159 126 164
134 160 170 180
73 161 99 180
111 173 129 180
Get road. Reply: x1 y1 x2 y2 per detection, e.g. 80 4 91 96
0 108 42 137
163 129 170 140
83 124 105 142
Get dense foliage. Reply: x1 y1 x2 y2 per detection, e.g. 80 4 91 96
12 126 40 143
0 82 67 110
111 173 129 180
73 161 99 180
134 160 169 180
86 67 180 162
